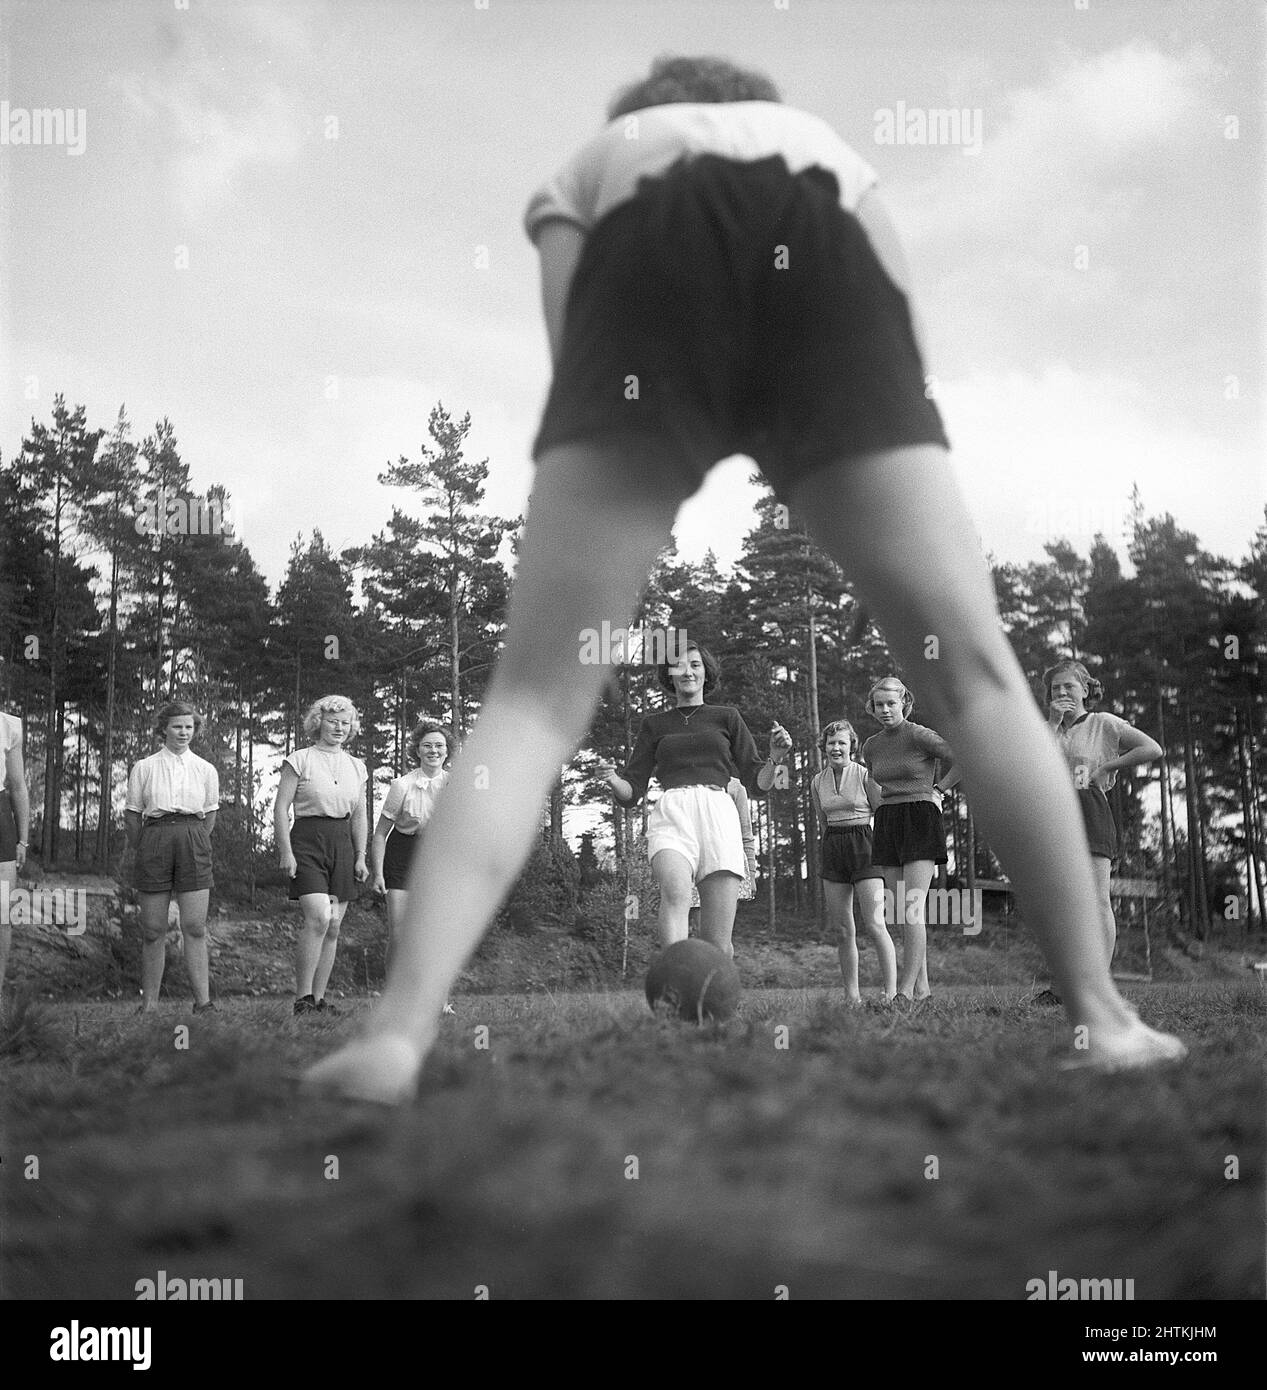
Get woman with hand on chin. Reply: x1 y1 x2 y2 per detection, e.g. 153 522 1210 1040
371 721 451 974
598 640 789 959
274 695 369 1017
1045 659 1162 971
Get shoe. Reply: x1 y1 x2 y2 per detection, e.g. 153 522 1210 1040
193 1001 218 1015
294 994 318 1016
314 998 342 1017
1030 987 1062 1007
1060 1017 1188 1073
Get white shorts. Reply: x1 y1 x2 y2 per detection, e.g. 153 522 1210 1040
647 786 746 881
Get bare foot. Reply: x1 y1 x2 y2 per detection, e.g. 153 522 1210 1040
1060 1016 1187 1073
301 1035 424 1105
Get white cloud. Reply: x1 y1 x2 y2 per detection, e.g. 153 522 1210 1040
112 10 312 218
938 364 1255 562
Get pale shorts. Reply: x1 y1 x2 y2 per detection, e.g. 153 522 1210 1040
647 786 746 881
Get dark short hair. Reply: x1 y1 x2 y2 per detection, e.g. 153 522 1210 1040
658 640 721 696
154 701 203 740
608 55 781 121
407 721 451 769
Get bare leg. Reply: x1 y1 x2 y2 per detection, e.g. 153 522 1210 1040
897 860 935 999
294 892 332 998
1090 856 1116 968
854 877 897 998
384 888 408 976
789 446 1183 1068
176 888 211 1006
653 850 695 947
137 890 171 1010
304 438 691 1101
825 880 860 1000
312 899 348 1001
697 871 741 958
0 862 14 1007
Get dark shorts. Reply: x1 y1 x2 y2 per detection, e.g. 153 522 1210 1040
1078 786 1119 860
135 814 214 894
871 801 947 867
533 153 949 500
290 815 355 902
382 828 418 891
820 825 884 884
0 790 16 861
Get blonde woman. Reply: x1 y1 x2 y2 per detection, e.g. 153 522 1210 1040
275 696 368 1016
1045 659 1162 969
861 677 955 1004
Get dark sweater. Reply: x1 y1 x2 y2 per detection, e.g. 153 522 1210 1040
618 704 765 803
862 720 952 806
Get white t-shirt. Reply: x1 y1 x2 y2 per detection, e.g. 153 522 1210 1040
1054 711 1136 792
380 768 449 835
126 747 220 818
524 101 879 242
1 711 22 756
283 745 368 819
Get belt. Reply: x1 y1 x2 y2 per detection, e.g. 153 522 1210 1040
144 812 202 823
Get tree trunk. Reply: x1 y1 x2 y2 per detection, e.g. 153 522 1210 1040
450 568 462 736
1234 708 1263 933
95 532 120 866
765 795 777 935
1181 700 1209 937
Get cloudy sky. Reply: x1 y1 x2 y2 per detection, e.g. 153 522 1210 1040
2 0 1262 587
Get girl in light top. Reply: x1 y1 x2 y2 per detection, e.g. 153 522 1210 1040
123 702 220 1014
274 695 369 1016
0 706 31 1010
812 719 897 1005
1045 659 1163 968
372 721 451 972
861 677 956 1004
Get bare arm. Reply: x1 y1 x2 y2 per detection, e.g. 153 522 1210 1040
535 220 587 363
1096 725 1163 784
203 810 218 837
5 742 29 863
273 765 299 870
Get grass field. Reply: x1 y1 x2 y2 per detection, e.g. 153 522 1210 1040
2 982 1263 1301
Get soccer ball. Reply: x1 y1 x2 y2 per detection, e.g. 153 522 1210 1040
645 939 741 1023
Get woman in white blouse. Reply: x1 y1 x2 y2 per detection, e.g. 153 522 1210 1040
1 707 31 1008
371 721 450 971
274 696 370 1016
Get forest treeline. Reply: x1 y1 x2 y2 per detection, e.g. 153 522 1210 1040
2 394 1264 939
